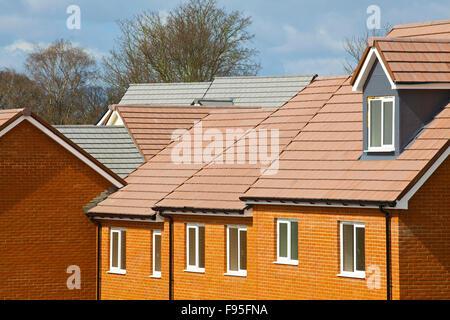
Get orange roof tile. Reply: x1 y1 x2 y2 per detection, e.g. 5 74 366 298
88 107 273 216
387 19 450 39
351 38 450 86
0 108 25 129
154 76 347 212
115 105 261 160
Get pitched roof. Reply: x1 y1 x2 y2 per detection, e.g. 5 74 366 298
113 105 261 160
88 107 273 217
154 76 346 212
54 125 144 178
201 75 315 108
119 82 212 105
90 73 449 216
118 75 315 108
242 77 450 204
351 38 450 88
0 108 24 128
387 19 450 39
0 109 126 188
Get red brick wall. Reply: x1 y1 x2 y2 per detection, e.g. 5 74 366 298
100 212 396 300
97 160 448 300
100 220 167 300
398 158 449 299
0 120 112 299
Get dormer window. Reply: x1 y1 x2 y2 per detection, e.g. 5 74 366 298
368 96 394 152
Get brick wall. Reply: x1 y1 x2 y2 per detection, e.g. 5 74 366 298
99 220 167 300
398 158 449 299
97 160 448 300
0 120 112 299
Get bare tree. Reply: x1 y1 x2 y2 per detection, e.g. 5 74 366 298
0 68 43 113
103 0 260 100
343 24 392 74
24 39 101 124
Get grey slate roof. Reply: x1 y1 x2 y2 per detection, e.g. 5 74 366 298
118 74 315 108
119 82 212 105
55 125 144 178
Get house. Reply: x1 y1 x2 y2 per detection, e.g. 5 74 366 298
0 109 126 299
88 19 449 300
97 74 315 126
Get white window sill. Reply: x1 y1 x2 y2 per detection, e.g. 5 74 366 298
365 148 395 153
224 271 247 277
274 260 298 266
184 268 205 274
338 272 366 279
150 273 161 278
107 269 126 275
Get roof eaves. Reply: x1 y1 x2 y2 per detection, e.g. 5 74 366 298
153 205 246 216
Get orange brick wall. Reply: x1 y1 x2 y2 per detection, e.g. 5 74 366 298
97 160 448 300
397 158 449 299
100 220 167 300
100 212 396 300
0 120 112 300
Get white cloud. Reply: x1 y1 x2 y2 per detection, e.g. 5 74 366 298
282 57 346 76
4 39 36 52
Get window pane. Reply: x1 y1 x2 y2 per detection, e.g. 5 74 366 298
229 228 238 271
356 227 365 271
239 230 247 271
290 221 298 260
154 234 161 272
342 224 354 272
370 100 382 147
279 222 288 258
111 232 119 268
188 227 196 266
383 101 393 145
199 226 205 268
121 230 126 270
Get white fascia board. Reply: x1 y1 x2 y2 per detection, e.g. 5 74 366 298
0 115 26 138
96 109 112 126
0 115 124 188
352 47 396 91
396 145 449 209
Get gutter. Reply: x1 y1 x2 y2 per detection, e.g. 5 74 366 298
379 205 392 300
240 196 397 208
158 211 174 300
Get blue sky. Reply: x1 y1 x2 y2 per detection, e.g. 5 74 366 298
0 0 449 77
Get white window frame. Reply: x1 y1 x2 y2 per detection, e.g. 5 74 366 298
225 225 247 277
151 230 162 278
185 223 205 273
367 96 395 152
339 221 365 279
275 218 298 265
108 228 126 274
